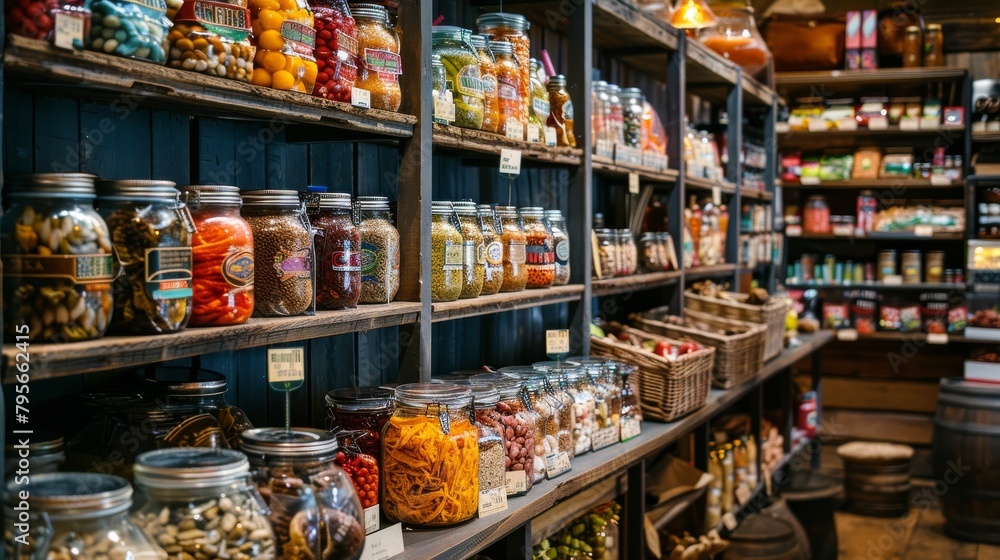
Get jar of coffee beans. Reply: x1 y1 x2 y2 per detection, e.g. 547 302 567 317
356 196 400 304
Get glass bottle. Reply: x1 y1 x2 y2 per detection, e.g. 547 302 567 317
477 204 505 295
620 87 644 148
924 24 943 67
476 12 530 118
311 192 361 310
242 190 314 317
546 209 571 286
699 5 771 76
520 206 555 289
547 74 577 148
454 201 485 298
430 201 464 302
432 26 485 130
431 54 449 125
350 3 402 111
490 40 524 137
902 25 922 67
355 196 400 303
498 205 528 292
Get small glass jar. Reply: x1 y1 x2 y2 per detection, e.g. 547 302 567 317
310 192 361 310
132 449 276 559
356 196 400 303
490 40 524 137
593 80 611 150
528 58 550 129
167 0 254 82
350 3 401 111
902 25 922 68
382 383 479 526
476 12 530 118
547 74 576 148
478 204 505 295
620 87 644 148
564 366 596 456
639 232 664 271
431 54 448 124
536 366 577 459
325 387 394 475
5 473 159 560
310 0 358 101
332 430 381 519
617 229 638 276
454 201 485 298
924 23 943 67
242 190 314 317
453 381 506 500
248 0 318 93
803 195 831 234
520 206 555 289
498 205 528 292
4 432 65 480
97 180 194 335
432 26 484 130
606 84 625 147
595 228 619 279
471 34 499 133
519 370 567 468
618 362 642 436
1 173 114 343
546 209 571 285
430 201 465 302
471 373 536 495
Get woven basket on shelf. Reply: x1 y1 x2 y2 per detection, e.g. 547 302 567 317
634 309 766 389
684 291 789 361
590 327 714 423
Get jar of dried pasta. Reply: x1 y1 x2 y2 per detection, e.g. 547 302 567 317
477 204 504 296
350 2 401 111
476 12 529 119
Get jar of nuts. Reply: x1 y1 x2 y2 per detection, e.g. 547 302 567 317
88 0 171 63
546 209 570 285
1 173 114 343
594 228 618 279
355 196 399 303
617 229 637 276
166 0 254 81
520 206 554 289
470 372 537 496
4 473 160 560
132 448 276 560
430 201 464 302
309 192 361 310
350 3 401 111
310 0 358 102
248 0 318 93
453 201 485 299
497 205 527 292
477 204 504 296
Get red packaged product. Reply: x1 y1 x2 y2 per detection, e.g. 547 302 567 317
311 0 359 102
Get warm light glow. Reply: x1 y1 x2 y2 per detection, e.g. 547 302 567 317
670 0 718 29
995 17 1000 23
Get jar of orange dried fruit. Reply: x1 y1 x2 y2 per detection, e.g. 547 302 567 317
249 0 318 93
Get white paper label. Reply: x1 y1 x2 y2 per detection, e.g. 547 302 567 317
836 328 859 342
499 149 522 177
54 11 86 50
595 139 614 160
808 120 828 132
544 452 572 479
629 172 640 194
786 225 802 237
722 512 738 531
837 118 858 131
267 347 305 383
527 124 542 143
546 329 570 355
799 177 821 186
927 333 949 345
434 90 455 124
505 470 528 495
914 225 934 237
506 120 525 141
351 87 371 109
712 186 722 206
882 275 903 286
545 127 558 147
930 174 951 186
591 426 620 451
621 417 641 441
868 116 889 130
359 524 404 560
736 485 752 505
364 505 380 534
478 486 509 517
920 118 940 130
900 117 920 131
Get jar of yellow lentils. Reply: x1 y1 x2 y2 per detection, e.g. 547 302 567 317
249 0 318 93
430 201 463 302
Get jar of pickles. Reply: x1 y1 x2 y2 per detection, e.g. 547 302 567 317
242 190 314 317
546 210 570 285
520 207 555 289
132 449 276 560
311 192 361 309
97 180 194 335
430 201 464 302
477 204 505 296
471 373 536 495
351 3 401 111
489 40 523 137
248 0 318 92
471 34 499 133
621 87 644 148
433 26 484 130
547 74 576 148
382 383 479 526
2 173 114 343
88 0 170 63
454 201 485 298
497 205 527 292
453 381 506 503
181 185 255 326
310 0 358 101
325 387 393 474
167 0 254 81
356 196 400 303
476 12 530 118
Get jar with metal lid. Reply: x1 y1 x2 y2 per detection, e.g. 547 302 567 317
515 370 568 474
97 180 194 335
431 54 449 124
471 373 537 494
639 232 665 271
454 201 485 298
310 192 361 309
476 12 530 117
617 229 638 276
546 209 571 285
533 365 577 459
803 195 831 234
355 196 400 303
902 250 922 284
497 205 528 292
181 185 255 326
572 358 615 443
620 87 644 148
240 428 366 558
547 74 576 148
593 81 611 149
5 432 65 480
310 0 358 102
1 173 114 343
131 448 276 560
432 26 484 130
563 366 596 456
452 381 506 500
5 473 159 560
617 362 642 437
167 0 254 82
381 383 479 526
520 207 555 289
902 25 922 68
350 3 401 111
595 228 619 278
471 34 499 133
489 40 524 137
325 387 393 472
477 204 505 295
878 249 898 281
430 201 464 302
528 59 550 129
923 23 943 67
242 190 314 316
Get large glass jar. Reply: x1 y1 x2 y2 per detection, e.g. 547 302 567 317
1 173 114 343
311 0 358 101
471 34 499 133
520 206 555 289
311 192 361 310
546 209 570 286
88 0 170 63
594 228 618 279
350 3 401 111
607 84 625 148
700 6 771 77
592 81 611 150
497 205 528 292
248 0 318 93
471 373 536 495
242 190 314 317
547 74 576 148
240 428 366 559
433 26 484 130
181 185 255 326
5 473 159 560
167 0 254 82
476 13 530 118
430 201 464 302
520 371 566 475
4 432 65 479
478 204 505 296
325 387 394 475
382 383 479 526
564 366 596 456
490 40 524 137
454 201 485 298
97 180 194 335
132 449 276 559
453 382 506 501
621 87 644 148
537 365 577 459
356 196 400 303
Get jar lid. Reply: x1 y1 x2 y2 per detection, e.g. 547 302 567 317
566 356 609 372
502 368 548 392
489 40 514 56
318 192 352 210
95 179 180 202
139 366 228 397
621 87 643 96
432 25 471 44
905 25 921 32
325 387 394 410
5 431 64 455
476 12 529 33
542 364 585 380
453 200 478 216
469 372 522 398
242 189 301 208
607 84 621 94
545 209 563 219
356 195 391 211
133 448 249 489
349 2 389 23
6 173 97 199
181 185 243 206
450 380 500 408
496 205 518 217
926 23 942 30
478 203 497 215
394 382 472 407
547 75 567 90
519 206 545 218
470 33 489 50
240 427 338 457
6 473 132 518
533 360 581 370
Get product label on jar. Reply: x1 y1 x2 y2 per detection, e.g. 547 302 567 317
507 241 526 264
145 247 194 300
505 470 527 495
337 29 359 57
3 254 114 284
359 241 385 283
364 505 380 534
457 65 485 99
222 249 254 288
563 100 574 121
280 20 316 56
591 426 620 451
497 80 519 101
478 486 508 517
273 247 312 281
331 250 362 272
183 1 251 35
364 48 402 75
620 416 641 441
463 241 476 267
443 242 463 271
485 241 503 265
525 244 554 265
532 97 550 120
475 242 486 265
555 240 570 265
481 73 498 98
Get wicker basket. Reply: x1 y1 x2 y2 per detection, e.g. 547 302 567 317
634 309 766 389
684 291 789 361
590 327 714 422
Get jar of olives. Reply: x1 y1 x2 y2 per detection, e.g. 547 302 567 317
350 3 401 111
430 201 464 302
477 204 505 296
453 201 485 299
520 207 554 289
356 196 399 303
310 192 361 310
497 205 527 292
432 26 484 130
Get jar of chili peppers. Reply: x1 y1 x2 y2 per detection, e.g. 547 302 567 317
333 430 381 534
477 204 504 296
325 387 393 474
310 0 358 102
520 206 555 289
497 205 527 292
350 3 401 111
471 372 537 496
310 192 360 310
181 185 255 327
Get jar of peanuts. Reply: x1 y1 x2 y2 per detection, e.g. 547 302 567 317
520 206 554 289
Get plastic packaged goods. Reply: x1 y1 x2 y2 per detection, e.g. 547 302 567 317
88 0 170 63
430 201 465 302
471 34 500 133
520 206 555 289
6 0 89 43
310 192 361 309
350 3 401 111
242 190 314 317
166 0 254 82
454 201 485 298
546 209 570 285
621 87 644 148
433 26 485 130
96 180 194 335
471 373 537 495
477 204 505 296
1 173 114 343
476 12 530 118
547 74 576 148
490 40 524 137
248 0 318 93
355 196 400 303
310 0 358 101
497 205 528 292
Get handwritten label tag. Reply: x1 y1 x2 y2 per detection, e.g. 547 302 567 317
900 117 920 131
735 485 752 506
506 120 525 141
499 149 522 177
267 347 305 383
544 452 572 479
364 505 380 534
478 486 509 517
505 470 527 495
837 118 858 131
836 328 859 342
54 11 86 50
628 173 640 194
621 417 641 442
914 225 934 237
351 87 371 109
546 329 570 355
591 426 620 451
927 333 949 345
722 513 738 531
359 523 404 560
545 127 558 147
867 116 889 130
799 177 821 186
527 124 542 143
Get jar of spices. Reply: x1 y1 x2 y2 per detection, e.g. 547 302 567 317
878 249 898 281
621 87 644 148
546 209 571 285
477 204 505 295
248 0 318 92
497 205 528 292
355 196 400 303
547 74 576 148
350 3 401 111
902 25 922 68
240 428 366 558
1 173 114 343
476 12 530 118
471 34 499 133
803 195 831 234
453 381 506 503
490 40 524 137
454 201 485 298
242 190 314 317
97 180 194 335
382 383 479 526
902 250 922 284
325 387 393 479
332 430 381 531
166 0 254 81
5 473 159 560
88 0 170 63
430 201 465 302
310 0 358 102
181 185 255 326
471 373 537 495
923 24 943 67
595 228 619 279
520 207 555 289
310 192 361 310
432 26 485 130
132 449 276 560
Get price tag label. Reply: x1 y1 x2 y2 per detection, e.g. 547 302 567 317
506 120 525 141
808 120 828 132
595 139 614 160
785 225 802 237
914 225 934 237
628 173 640 194
930 174 951 186
527 124 542 143
267 347 305 384
837 118 858 131
544 452 572 479
722 513 738 531
591 426 620 451
499 149 522 177
882 275 903 286
364 505 380 534
54 11 86 50
868 116 889 130
546 329 570 355
621 417 641 442
799 177 821 186
900 117 920 131
545 127 558 147
478 486 509 517
434 91 455 124
351 87 371 109
712 186 722 206
359 524 404 560
919 118 940 130
836 328 859 342
505 470 527 495
735 485 752 506
927 333 949 345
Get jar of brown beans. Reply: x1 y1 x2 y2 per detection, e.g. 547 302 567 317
242 190 314 317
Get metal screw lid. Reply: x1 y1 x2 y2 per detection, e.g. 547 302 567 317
240 427 338 457
139 367 228 398
318 192 352 210
5 173 97 199
349 3 389 24
394 382 473 407
519 206 545 218
489 40 514 56
452 200 479 216
325 387 394 410
6 473 133 518
241 189 302 208
476 12 529 33
180 185 243 207
356 195 391 211
95 179 179 201
133 448 249 490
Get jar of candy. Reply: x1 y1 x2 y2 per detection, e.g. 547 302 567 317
471 373 536 495
547 74 576 148
310 192 361 309
478 204 505 295
248 0 318 92
181 185 255 326
620 87 644 148
310 0 358 101
489 40 523 137
546 209 570 285
166 0 254 81
432 26 484 130
6 0 89 43
325 387 393 478
476 12 530 118
520 206 555 289
88 0 170 63
331 430 380 532
430 201 464 302
497 205 527 292
454 201 485 298
350 3 401 111
355 196 400 303
471 34 499 133
242 190 314 317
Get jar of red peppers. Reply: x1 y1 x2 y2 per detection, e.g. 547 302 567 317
310 0 358 102
520 206 555 289
333 429 381 534
181 185 255 327
325 387 393 477
310 192 360 310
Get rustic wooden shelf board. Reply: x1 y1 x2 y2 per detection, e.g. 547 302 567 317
739 189 773 201
685 176 737 195
430 285 585 322
788 231 965 241
685 264 738 281
1 302 422 381
530 476 625 545
742 74 777 107
786 283 965 292
776 67 967 87
778 127 964 141
432 124 583 166
592 271 682 297
4 36 416 138
781 179 965 189
685 39 739 86
592 156 680 184
972 131 1000 142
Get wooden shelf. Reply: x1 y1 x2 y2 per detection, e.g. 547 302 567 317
4 36 416 138
530 476 625 546
776 67 967 88
781 179 965 189
973 131 1000 142
685 176 737 195
787 231 965 241
430 285 584 322
685 38 739 86
778 126 964 142
592 271 682 297
432 124 583 166
592 156 679 184
786 282 965 292
685 264 738 281
740 189 773 201
827 330 969 344
742 74 777 107
1 303 422 382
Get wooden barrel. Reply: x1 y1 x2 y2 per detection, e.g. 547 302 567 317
724 514 805 560
783 470 842 560
763 497 812 560
932 378 1000 544
838 442 913 517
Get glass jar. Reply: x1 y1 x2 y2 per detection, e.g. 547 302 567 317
5 473 159 560
520 371 567 469
431 53 448 124
88 0 170 63
242 190 314 317
621 87 644 148
310 192 361 310
132 449 276 559
497 205 528 292
520 207 555 289
700 6 771 76
595 228 618 279
639 232 664 271
902 25 922 68
618 362 642 437
592 80 611 150
181 185 255 326
547 74 576 148
453 382 506 500
325 387 394 474
248 0 318 93
564 366 596 456
471 34 499 134
606 84 625 147
537 366 577 459
240 428 366 558
617 229 638 276
490 40 524 137
166 0 254 82
433 26 485 130
528 59 550 129
5 432 65 480
97 180 194 335
382 383 479 526
355 196 400 303
476 12 530 118
350 3 401 111
430 201 464 302
454 201 485 298
924 23 943 67
478 204 505 296
803 195 831 234
311 0 358 101
546 209 571 285
471 373 536 495
1 173 114 343
332 430 381 523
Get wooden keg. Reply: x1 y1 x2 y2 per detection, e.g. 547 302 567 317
837 442 913 517
783 470 842 560
724 514 805 560
763 497 812 560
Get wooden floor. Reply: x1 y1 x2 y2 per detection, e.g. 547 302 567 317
836 507 1000 559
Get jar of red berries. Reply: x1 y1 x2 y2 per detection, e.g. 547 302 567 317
310 0 358 102
333 429 381 534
